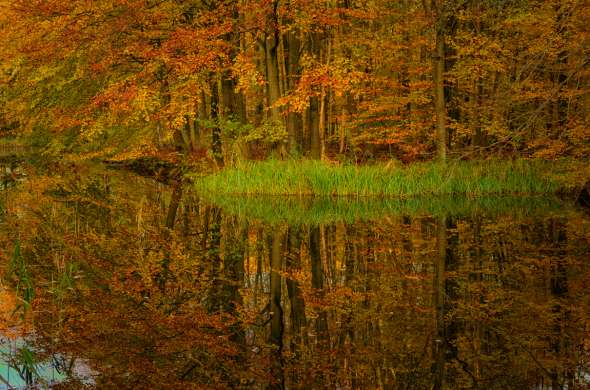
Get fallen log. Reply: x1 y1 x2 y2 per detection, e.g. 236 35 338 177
103 156 181 183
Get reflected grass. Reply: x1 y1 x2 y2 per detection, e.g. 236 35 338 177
201 194 571 225
193 159 575 198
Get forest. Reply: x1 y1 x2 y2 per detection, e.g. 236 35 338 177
0 1 589 389
0 0 588 167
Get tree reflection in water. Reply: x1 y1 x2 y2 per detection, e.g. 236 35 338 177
0 163 588 389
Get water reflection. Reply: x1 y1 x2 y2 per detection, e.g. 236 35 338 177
0 337 92 389
0 161 588 389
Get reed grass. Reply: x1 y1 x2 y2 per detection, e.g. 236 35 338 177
5 240 35 315
200 194 569 225
194 159 566 198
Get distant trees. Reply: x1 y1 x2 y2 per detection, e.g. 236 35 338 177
0 0 588 161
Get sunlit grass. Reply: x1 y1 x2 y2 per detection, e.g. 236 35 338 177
194 159 571 198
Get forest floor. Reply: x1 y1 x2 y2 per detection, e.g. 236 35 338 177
191 158 590 198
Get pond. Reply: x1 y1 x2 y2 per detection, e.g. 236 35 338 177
0 158 588 389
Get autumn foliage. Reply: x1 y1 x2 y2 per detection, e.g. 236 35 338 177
0 0 588 162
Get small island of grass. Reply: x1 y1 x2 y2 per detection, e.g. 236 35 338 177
193 159 586 198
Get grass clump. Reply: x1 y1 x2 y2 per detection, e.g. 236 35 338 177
194 159 568 198
200 195 568 226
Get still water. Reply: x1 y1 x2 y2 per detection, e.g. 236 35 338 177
0 159 588 389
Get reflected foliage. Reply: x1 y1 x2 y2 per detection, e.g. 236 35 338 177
0 162 589 389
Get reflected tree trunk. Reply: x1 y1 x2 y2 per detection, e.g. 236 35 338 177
270 228 285 389
286 226 306 339
432 216 464 389
432 216 446 389
309 224 328 386
222 218 247 343
165 182 183 230
310 225 328 335
205 207 223 313
549 218 569 389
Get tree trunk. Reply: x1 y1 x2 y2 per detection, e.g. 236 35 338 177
265 4 285 157
188 113 198 152
309 96 321 159
309 33 322 159
210 79 223 167
285 27 302 153
432 2 447 161
266 30 282 124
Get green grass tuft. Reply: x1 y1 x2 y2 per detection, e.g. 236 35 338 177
193 159 574 198
199 194 570 226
